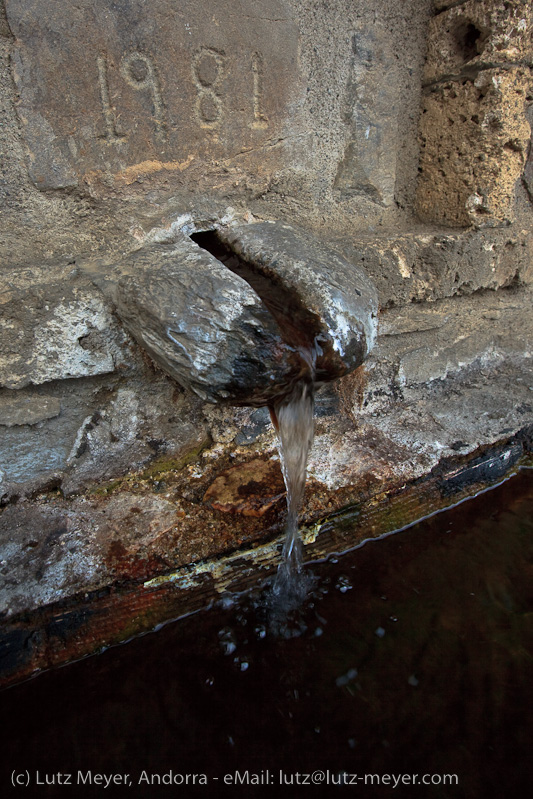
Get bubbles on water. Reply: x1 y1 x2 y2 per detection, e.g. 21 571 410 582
335 667 358 687
375 626 386 638
254 624 267 640
218 594 237 610
218 627 237 655
261 568 318 639
335 575 353 593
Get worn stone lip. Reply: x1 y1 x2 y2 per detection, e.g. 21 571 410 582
190 228 350 385
190 229 326 350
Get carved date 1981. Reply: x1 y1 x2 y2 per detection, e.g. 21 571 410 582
97 48 268 142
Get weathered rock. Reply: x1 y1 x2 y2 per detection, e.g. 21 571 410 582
333 25 399 207
61 380 209 496
0 263 128 389
1 285 533 626
0 503 100 618
338 227 533 307
0 392 60 426
417 68 531 227
116 224 378 405
424 0 533 85
6 0 300 191
311 287 533 489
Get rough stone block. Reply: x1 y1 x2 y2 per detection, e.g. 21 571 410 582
0 263 128 389
424 0 533 84
416 68 531 227
6 0 299 190
333 26 399 207
61 381 209 496
0 392 60 426
339 226 533 307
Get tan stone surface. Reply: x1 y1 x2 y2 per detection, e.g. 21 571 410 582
425 0 533 85
417 67 531 227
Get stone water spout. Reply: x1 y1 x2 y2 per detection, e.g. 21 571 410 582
116 220 378 594
116 221 378 409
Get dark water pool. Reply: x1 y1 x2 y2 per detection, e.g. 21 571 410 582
2 470 533 798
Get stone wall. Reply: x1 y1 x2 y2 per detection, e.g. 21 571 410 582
1 0 533 630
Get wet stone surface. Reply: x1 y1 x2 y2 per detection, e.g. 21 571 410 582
115 235 296 406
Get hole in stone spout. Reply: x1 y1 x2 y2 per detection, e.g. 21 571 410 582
190 229 323 357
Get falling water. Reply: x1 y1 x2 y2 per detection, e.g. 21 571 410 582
269 376 316 605
273 385 314 586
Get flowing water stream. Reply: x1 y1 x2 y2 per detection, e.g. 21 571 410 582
270 379 315 601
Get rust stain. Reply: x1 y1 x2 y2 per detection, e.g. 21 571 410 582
84 155 195 187
203 458 285 517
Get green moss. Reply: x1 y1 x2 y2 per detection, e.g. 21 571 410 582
86 435 211 497
88 477 128 497
140 435 211 480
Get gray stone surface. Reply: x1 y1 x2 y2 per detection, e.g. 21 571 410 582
0 392 60 426
0 370 210 498
0 503 100 617
0 262 129 388
0 376 119 491
61 378 209 496
334 26 399 206
6 0 300 190
1 1 433 243
338 227 533 308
